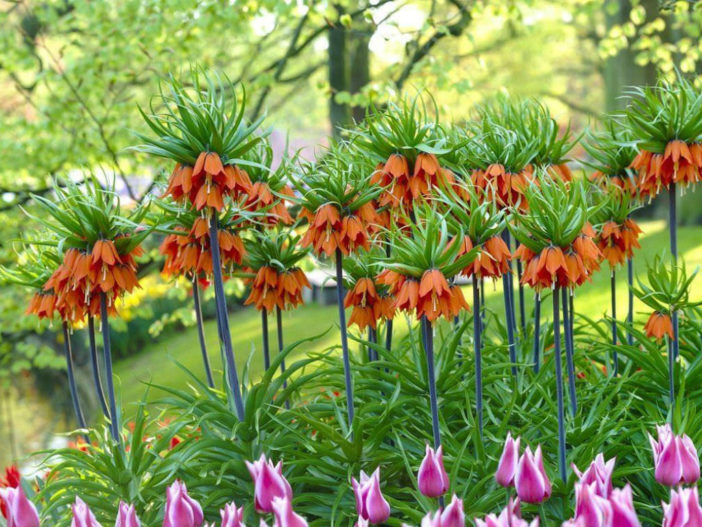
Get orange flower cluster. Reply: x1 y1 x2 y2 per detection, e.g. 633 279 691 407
631 140 702 199
590 172 637 196
300 203 377 257
344 277 396 330
515 229 601 291
160 218 245 278
471 164 531 211
392 269 469 322
243 183 294 226
164 152 253 211
458 235 511 279
371 153 454 207
644 312 674 342
28 241 142 323
547 163 573 182
597 219 642 268
243 266 310 312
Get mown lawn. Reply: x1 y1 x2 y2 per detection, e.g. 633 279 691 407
114 220 702 405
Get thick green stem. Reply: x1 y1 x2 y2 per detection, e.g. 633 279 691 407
335 248 354 429
208 214 245 421
192 280 214 388
99 294 120 443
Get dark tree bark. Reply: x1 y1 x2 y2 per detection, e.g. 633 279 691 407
603 0 658 113
350 28 371 124
329 6 352 138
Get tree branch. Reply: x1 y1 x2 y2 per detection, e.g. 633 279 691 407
394 0 474 90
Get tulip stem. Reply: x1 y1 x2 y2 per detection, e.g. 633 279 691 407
192 279 214 388
473 278 483 437
533 293 541 373
627 257 634 347
611 270 618 375
87 316 109 419
99 293 120 443
561 288 577 416
421 316 442 451
208 214 245 421
335 248 355 430
62 322 87 431
261 308 271 371
552 288 567 482
516 259 526 333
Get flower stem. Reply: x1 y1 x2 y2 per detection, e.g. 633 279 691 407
502 270 517 376
627 257 634 347
335 248 355 430
501 232 517 376
368 327 378 361
561 288 577 416
516 259 526 332
473 278 483 437
261 308 271 370
62 322 87 431
668 336 675 407
384 319 393 353
87 316 109 419
99 293 120 443
552 288 567 482
192 279 214 388
611 270 618 375
421 316 442 456
208 214 245 421
670 185 679 361
275 306 290 410
533 293 541 373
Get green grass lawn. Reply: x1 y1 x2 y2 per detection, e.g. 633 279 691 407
114 220 702 405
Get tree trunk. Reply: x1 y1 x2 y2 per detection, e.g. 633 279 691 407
329 6 352 138
350 27 371 124
603 0 658 113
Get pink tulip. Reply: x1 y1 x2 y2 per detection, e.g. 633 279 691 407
115 502 140 527
474 498 538 527
650 424 700 486
572 454 615 498
561 520 585 527
420 511 441 527
271 496 307 527
679 434 700 484
352 468 391 524
573 483 612 527
163 480 203 527
496 433 520 488
0 486 40 527
220 502 245 527
609 485 641 527
440 495 464 527
71 497 103 527
663 487 702 527
246 454 293 514
355 519 369 527
514 446 551 504
417 445 450 497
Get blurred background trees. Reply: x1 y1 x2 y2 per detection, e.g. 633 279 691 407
0 0 700 464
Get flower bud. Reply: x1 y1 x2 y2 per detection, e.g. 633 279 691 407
417 445 449 498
